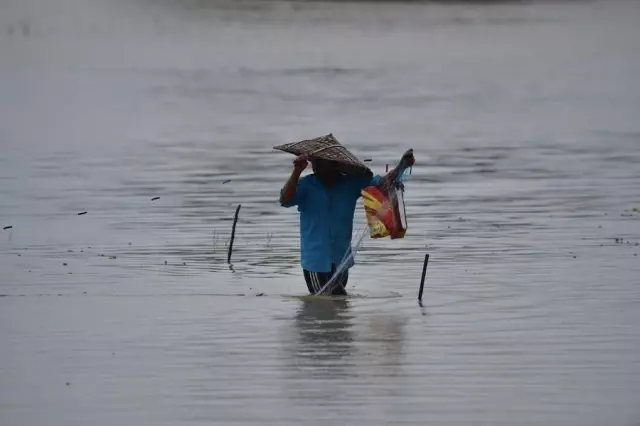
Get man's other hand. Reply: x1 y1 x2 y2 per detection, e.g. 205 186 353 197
402 149 415 167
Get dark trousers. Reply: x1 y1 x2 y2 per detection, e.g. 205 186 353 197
303 265 349 295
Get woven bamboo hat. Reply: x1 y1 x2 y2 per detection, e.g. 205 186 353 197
274 134 372 177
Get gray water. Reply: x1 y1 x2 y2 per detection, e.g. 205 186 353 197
1 0 640 424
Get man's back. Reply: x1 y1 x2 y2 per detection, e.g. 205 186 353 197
282 173 376 273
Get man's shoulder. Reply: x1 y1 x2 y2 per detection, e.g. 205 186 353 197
339 173 380 189
298 174 315 188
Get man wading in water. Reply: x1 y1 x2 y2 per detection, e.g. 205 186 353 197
277 135 414 295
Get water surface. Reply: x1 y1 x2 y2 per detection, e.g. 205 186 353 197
1 0 640 425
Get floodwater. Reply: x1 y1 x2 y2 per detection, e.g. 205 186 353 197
1 0 639 424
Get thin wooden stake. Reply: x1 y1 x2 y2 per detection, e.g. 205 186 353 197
227 205 241 264
418 253 429 302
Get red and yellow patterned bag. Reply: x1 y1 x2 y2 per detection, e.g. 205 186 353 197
362 184 407 239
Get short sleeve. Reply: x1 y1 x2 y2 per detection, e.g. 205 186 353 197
281 175 310 209
355 174 381 189
351 174 381 198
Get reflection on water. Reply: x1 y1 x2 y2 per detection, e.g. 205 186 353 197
288 299 410 370
282 299 408 409
291 300 355 366
282 299 356 406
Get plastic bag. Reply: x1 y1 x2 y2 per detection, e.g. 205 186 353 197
362 184 407 239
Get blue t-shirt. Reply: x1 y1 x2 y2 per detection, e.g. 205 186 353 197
281 173 380 273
